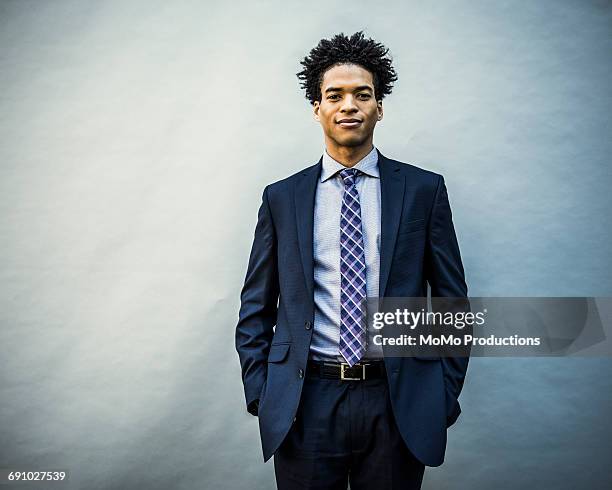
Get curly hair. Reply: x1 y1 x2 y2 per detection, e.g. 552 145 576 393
297 31 398 105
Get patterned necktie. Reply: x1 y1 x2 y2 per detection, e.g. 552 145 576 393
339 168 367 367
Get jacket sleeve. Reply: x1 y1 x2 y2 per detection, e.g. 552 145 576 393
424 175 470 427
235 185 280 416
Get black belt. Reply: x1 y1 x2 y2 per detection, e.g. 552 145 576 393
306 360 386 381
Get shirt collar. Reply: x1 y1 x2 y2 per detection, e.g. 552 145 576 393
320 146 380 183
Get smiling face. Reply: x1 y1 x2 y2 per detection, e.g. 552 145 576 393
313 63 383 155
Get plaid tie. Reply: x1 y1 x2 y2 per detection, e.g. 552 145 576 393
339 168 367 366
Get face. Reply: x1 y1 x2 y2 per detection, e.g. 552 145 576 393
313 63 383 150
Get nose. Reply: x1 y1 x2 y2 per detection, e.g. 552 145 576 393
340 94 358 113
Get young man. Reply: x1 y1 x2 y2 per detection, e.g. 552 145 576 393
236 32 469 490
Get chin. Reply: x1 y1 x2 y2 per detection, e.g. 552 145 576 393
334 134 368 148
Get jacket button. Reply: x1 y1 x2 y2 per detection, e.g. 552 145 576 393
305 321 311 330
298 369 304 379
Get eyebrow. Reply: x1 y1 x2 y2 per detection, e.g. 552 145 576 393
324 85 373 93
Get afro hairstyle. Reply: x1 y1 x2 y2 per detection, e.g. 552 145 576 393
297 31 398 105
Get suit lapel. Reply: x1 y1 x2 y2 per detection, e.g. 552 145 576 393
295 159 322 300
378 151 405 298
294 151 404 303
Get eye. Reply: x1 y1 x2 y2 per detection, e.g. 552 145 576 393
358 93 371 99
327 94 340 100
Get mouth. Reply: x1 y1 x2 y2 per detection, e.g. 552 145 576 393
337 118 362 129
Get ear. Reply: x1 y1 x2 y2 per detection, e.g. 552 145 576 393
313 100 321 121
377 100 383 121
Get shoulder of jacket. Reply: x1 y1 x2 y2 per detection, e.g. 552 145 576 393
382 155 443 190
264 160 320 196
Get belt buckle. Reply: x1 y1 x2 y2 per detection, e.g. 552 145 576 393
340 362 367 381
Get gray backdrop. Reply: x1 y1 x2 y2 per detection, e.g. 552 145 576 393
1 0 611 489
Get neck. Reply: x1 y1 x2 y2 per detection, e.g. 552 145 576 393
325 139 374 168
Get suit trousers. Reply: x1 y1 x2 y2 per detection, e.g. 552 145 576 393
273 368 425 490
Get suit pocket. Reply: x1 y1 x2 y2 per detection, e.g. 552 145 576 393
398 218 426 235
267 342 290 363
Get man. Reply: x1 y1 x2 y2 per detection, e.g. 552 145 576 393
236 31 469 490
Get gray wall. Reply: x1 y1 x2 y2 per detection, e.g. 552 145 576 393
1 0 611 488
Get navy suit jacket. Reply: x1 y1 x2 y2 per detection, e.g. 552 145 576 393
236 150 469 466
